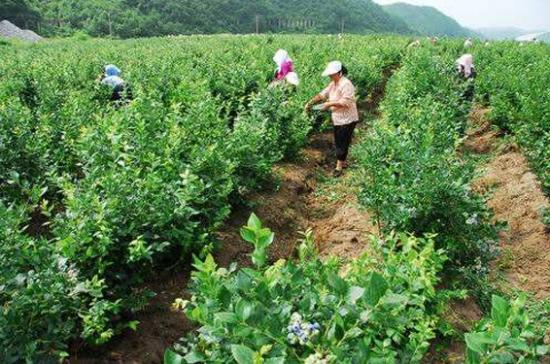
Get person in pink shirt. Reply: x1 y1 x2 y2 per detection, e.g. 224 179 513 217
271 49 300 87
305 61 359 177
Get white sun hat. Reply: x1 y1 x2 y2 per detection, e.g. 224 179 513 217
285 72 300 86
322 61 343 77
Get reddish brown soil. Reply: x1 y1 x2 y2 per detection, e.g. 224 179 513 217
428 105 550 363
468 108 550 299
461 107 502 154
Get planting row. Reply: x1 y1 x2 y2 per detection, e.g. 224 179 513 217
166 40 548 363
0 35 407 362
475 42 550 196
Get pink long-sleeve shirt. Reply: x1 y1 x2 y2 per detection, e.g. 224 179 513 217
275 60 294 80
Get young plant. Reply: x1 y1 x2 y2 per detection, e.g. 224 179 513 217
240 213 275 269
465 294 550 363
166 215 447 363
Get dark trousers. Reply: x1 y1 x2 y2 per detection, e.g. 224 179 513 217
333 122 357 161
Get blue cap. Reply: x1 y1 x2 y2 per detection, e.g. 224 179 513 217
105 64 121 77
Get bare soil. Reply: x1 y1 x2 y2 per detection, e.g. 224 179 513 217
428 105 550 363
468 108 550 299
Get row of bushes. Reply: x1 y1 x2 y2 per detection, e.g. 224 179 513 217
475 42 550 195
0 35 407 362
164 40 550 364
354 45 499 277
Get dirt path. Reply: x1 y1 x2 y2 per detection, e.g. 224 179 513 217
467 107 550 299
69 74 389 363
427 106 550 364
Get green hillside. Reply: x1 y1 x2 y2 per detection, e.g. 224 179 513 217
2 0 411 38
383 2 474 37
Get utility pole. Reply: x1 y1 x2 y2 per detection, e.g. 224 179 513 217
255 14 260 34
340 18 345 34
107 12 113 36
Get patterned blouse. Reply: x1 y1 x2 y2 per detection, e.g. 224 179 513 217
320 77 359 126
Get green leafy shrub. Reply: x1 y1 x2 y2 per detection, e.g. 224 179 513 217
475 43 550 194
0 201 117 362
355 48 499 274
166 214 447 363
465 295 549 363
0 35 408 360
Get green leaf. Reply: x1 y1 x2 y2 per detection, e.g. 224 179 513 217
327 273 348 295
505 338 529 353
240 226 256 244
127 320 139 331
491 295 510 328
257 231 274 248
465 333 494 353
247 213 262 230
264 358 285 364
346 327 364 339
383 293 408 307
214 312 238 323
327 321 337 342
231 344 255 364
164 349 184 364
364 272 388 306
236 300 254 321
536 345 549 356
183 351 205 364
347 286 365 305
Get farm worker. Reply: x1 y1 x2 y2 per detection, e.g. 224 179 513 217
464 38 473 48
456 54 476 80
407 39 421 49
456 54 476 101
271 49 300 87
305 61 359 177
100 64 132 103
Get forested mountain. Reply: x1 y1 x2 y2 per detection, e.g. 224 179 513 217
1 0 411 38
383 2 475 37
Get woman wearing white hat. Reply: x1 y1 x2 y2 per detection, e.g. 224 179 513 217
305 61 359 176
456 54 477 101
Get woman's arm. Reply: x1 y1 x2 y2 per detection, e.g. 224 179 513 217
305 93 326 111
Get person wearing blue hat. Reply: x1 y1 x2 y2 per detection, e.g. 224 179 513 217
99 64 132 104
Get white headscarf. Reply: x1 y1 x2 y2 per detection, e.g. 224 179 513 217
273 49 290 70
457 54 474 77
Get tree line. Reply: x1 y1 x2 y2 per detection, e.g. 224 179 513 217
1 0 411 38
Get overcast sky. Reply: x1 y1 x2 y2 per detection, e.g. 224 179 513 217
374 0 550 31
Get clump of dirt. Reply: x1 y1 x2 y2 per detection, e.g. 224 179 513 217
462 107 502 154
444 297 484 333
467 107 550 299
